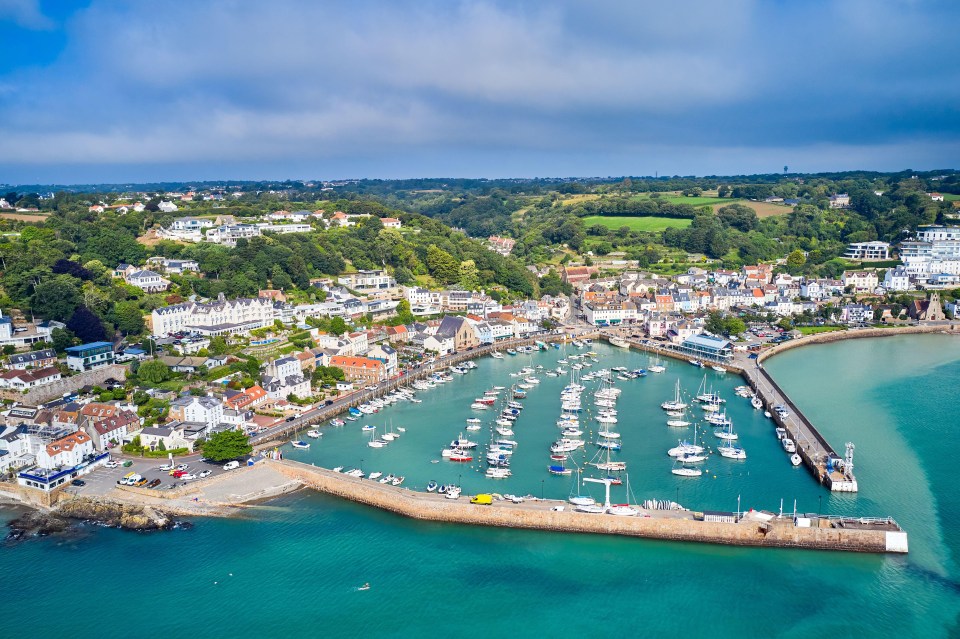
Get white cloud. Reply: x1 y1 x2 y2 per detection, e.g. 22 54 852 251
0 0 53 29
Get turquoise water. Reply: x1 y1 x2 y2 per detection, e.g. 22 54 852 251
1 337 959 637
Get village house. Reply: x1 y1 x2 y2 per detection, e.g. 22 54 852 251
0 366 62 391
7 348 57 370
224 385 268 411
82 409 139 451
842 270 880 293
562 265 599 287
329 355 386 384
35 430 94 470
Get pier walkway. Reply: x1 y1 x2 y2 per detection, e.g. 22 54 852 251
267 458 906 553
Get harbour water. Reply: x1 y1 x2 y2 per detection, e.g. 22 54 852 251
1 336 958 637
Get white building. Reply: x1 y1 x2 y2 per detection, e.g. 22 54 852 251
169 396 224 429
35 431 94 470
125 269 169 292
158 201 180 213
829 194 850 209
883 267 912 292
844 241 890 261
842 271 879 293
151 294 276 337
338 270 398 293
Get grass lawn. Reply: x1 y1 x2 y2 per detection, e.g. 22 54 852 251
797 326 846 335
655 195 739 207
581 215 692 232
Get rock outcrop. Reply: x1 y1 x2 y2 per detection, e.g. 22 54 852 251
56 497 172 530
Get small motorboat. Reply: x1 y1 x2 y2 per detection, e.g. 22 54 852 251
426 481 438 492
392 476 405 486
290 440 310 449
361 424 376 432
307 430 322 438
330 419 345 427
790 454 803 466
368 471 383 480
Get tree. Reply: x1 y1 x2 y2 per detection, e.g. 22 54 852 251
426 245 459 284
113 301 145 335
157 439 166 452
137 359 172 384
30 275 82 321
51 328 76 353
66 305 109 343
329 316 348 336
394 299 414 325
1 345 14 356
201 429 252 461
458 259 480 290
209 336 228 356
786 249 807 271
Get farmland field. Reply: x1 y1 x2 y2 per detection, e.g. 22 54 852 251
581 215 692 232
0 212 50 222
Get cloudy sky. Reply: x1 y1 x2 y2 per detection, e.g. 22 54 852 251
1 0 958 184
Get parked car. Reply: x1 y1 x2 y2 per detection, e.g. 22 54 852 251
71 479 86 487
181 473 197 481
159 464 174 471
104 460 119 469
134 478 149 487
223 461 240 471
285 416 296 422
171 469 188 478
198 470 212 478
176 464 188 471
147 479 162 488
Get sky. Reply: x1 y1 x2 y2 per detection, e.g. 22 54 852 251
0 0 958 185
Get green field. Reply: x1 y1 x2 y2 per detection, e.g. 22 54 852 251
943 194 960 202
654 195 739 207
797 326 846 335
581 215 692 232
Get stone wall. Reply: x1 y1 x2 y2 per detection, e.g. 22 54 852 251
757 324 955 364
0 364 128 405
269 459 893 553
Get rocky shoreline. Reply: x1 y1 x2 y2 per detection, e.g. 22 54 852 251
5 497 188 543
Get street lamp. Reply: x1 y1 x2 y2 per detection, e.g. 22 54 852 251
541 479 545 499
818 495 822 521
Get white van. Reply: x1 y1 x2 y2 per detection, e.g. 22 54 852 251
223 461 240 471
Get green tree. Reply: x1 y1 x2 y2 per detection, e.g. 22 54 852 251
394 299 414 325
30 275 82 321
208 336 228 356
113 301 145 335
458 259 480 290
426 245 459 284
157 439 166 452
329 316 348 336
201 429 252 461
51 328 76 353
137 359 172 384
786 249 807 268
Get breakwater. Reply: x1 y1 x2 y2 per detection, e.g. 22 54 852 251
268 459 908 553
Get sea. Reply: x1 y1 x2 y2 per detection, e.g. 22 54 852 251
1 335 958 637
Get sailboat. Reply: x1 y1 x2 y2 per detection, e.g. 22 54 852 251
671 459 703 477
668 424 705 457
718 442 747 459
666 408 691 428
367 427 387 448
568 469 596 506
661 379 688 411
648 352 666 374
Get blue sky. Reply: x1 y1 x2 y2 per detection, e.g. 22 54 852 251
0 0 958 185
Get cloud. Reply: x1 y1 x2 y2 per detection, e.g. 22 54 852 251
0 0 958 182
0 0 53 29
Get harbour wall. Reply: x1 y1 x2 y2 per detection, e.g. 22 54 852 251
268 459 902 553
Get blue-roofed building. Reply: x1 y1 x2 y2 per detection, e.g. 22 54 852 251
678 334 733 361
65 342 115 372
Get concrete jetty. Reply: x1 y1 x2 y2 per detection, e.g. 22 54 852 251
269 459 908 553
